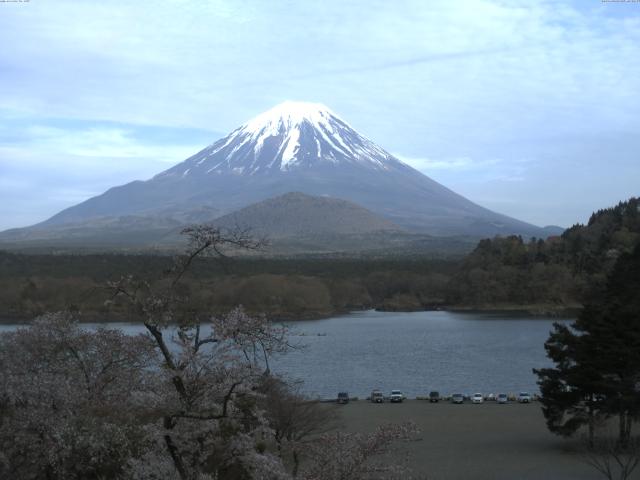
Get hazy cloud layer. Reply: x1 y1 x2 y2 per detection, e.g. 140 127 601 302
0 0 638 229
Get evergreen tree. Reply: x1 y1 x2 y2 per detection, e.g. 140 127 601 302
535 243 640 446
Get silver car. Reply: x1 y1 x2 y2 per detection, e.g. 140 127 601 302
451 393 464 404
517 392 532 403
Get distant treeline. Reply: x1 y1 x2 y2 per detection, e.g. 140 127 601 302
447 197 640 311
2 197 638 321
0 253 459 320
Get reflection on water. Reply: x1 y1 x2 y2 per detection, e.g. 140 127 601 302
0 310 572 399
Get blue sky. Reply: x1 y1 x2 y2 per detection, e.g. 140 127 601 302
0 0 638 230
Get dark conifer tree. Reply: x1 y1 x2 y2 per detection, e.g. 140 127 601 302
535 243 640 446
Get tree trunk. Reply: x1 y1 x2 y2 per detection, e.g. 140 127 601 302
292 449 300 478
625 413 633 444
619 411 631 448
164 433 189 480
164 416 189 480
588 402 595 448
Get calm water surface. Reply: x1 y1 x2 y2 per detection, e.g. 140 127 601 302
0 310 572 399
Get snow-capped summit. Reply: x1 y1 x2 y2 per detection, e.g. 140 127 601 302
160 101 407 176
242 101 340 131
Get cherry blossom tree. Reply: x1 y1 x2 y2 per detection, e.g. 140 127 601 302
106 226 292 480
258 377 338 476
0 311 156 479
300 422 421 480
0 226 423 480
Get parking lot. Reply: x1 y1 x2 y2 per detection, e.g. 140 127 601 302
334 400 604 480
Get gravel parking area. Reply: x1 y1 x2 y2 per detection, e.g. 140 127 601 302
334 400 608 480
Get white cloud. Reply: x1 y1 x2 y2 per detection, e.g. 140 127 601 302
22 125 199 164
395 154 532 182
1 0 638 136
394 154 499 171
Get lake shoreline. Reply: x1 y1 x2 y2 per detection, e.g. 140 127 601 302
0 302 581 325
2 310 571 396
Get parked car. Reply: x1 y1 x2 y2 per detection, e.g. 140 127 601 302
429 391 440 403
497 393 508 404
486 393 496 401
472 393 484 404
371 389 384 403
451 393 464 404
337 392 349 404
389 390 404 403
517 392 532 403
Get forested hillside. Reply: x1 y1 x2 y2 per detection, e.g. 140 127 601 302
1 198 637 321
446 198 640 311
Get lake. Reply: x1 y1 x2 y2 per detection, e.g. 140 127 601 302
0 310 572 399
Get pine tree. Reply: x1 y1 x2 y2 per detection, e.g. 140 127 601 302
535 244 640 446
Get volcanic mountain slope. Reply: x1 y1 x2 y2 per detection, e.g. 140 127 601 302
213 192 402 238
0 101 561 248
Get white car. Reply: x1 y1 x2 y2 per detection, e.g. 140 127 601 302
370 390 384 403
497 393 508 404
472 393 484 404
389 390 404 403
517 392 532 403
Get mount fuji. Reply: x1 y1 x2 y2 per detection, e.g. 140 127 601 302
0 101 560 250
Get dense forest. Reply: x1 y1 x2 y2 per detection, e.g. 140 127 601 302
448 197 640 312
0 253 458 321
1 198 637 321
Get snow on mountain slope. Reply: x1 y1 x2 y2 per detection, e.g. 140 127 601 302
158 101 408 177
